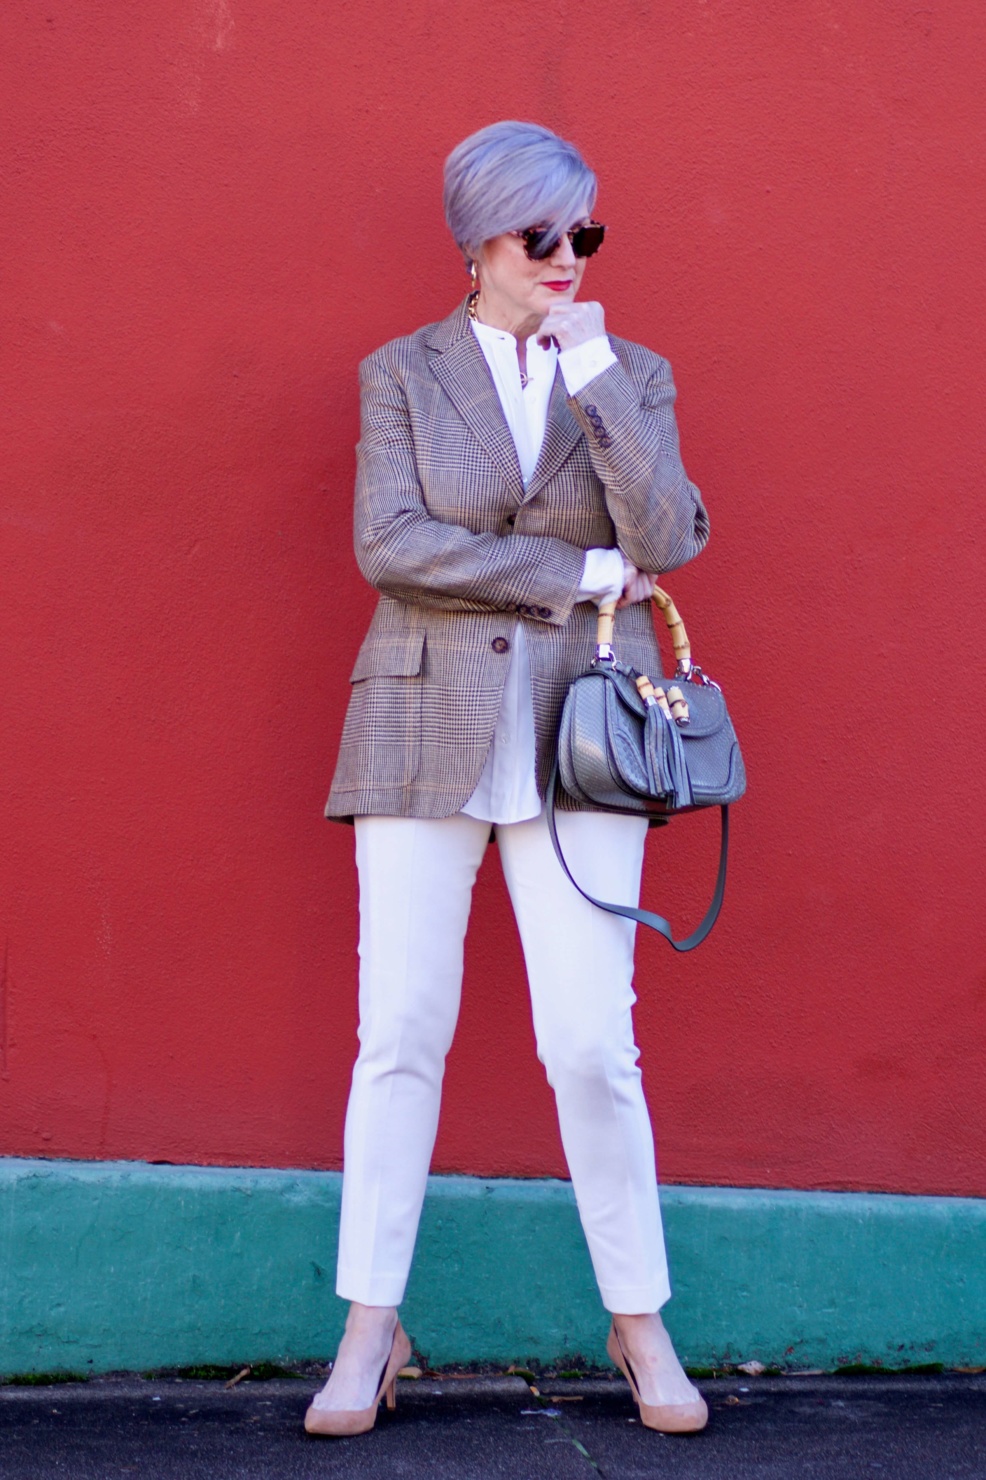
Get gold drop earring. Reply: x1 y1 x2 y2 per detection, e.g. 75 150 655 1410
467 260 480 319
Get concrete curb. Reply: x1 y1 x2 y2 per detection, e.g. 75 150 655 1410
2 1157 984 1375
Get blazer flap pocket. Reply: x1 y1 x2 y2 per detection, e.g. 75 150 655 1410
350 627 426 682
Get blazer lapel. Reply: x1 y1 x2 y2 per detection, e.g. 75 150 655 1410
522 364 584 503
427 302 524 494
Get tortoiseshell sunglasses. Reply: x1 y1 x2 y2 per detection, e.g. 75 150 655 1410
510 220 607 260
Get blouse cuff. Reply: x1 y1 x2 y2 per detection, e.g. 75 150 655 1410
558 335 619 396
577 547 626 607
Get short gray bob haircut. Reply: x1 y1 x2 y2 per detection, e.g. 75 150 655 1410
444 120 597 262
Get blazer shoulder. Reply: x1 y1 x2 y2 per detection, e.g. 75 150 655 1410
359 315 448 383
607 332 673 382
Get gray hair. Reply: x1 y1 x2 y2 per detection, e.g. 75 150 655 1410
443 120 597 262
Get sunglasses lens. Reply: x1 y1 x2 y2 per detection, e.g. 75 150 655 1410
572 224 606 258
524 228 559 260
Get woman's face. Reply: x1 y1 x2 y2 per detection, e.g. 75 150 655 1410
474 211 591 329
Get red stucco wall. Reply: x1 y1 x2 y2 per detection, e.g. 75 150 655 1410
2 1 984 1195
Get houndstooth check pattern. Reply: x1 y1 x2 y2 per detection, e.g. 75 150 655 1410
325 296 710 820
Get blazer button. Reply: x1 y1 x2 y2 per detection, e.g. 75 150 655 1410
505 513 516 526
585 403 598 415
537 606 552 619
491 637 510 654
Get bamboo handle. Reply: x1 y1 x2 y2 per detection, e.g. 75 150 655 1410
651 585 691 667
596 600 617 649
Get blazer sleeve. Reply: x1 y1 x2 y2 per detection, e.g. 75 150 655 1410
566 348 710 574
352 349 585 626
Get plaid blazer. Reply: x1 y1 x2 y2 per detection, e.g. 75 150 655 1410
325 297 710 821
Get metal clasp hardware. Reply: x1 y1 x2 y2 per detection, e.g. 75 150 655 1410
682 663 722 692
594 644 616 665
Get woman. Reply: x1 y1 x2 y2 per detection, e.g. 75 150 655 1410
307 120 711 1438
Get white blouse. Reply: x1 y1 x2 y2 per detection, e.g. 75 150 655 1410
461 319 624 824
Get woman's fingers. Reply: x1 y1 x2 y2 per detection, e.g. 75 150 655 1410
616 564 660 608
615 555 639 608
538 300 606 350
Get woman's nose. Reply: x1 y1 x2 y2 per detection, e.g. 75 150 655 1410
549 233 577 268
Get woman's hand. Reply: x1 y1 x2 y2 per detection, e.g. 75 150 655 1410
537 300 606 351
617 556 660 608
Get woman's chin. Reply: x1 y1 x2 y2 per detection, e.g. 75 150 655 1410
533 287 576 317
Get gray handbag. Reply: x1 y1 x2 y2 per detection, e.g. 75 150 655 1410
546 586 745 951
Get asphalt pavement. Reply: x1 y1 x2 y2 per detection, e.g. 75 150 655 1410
2 1371 985 1478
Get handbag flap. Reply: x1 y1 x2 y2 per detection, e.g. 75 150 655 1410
587 663 731 740
673 683 730 738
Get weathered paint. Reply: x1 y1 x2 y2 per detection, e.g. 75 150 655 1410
1 1159 983 1375
1 2 985 1196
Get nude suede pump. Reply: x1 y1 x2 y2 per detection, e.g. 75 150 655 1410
304 1320 412 1438
606 1320 708 1434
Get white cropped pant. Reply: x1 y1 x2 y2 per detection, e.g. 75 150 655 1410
336 807 671 1314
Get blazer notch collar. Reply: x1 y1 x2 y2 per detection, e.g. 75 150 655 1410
429 331 524 492
521 366 583 502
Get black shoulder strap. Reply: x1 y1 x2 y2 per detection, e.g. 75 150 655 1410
545 760 729 952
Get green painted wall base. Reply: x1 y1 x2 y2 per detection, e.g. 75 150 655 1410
1 1158 984 1376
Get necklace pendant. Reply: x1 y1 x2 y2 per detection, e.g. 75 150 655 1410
519 370 530 389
